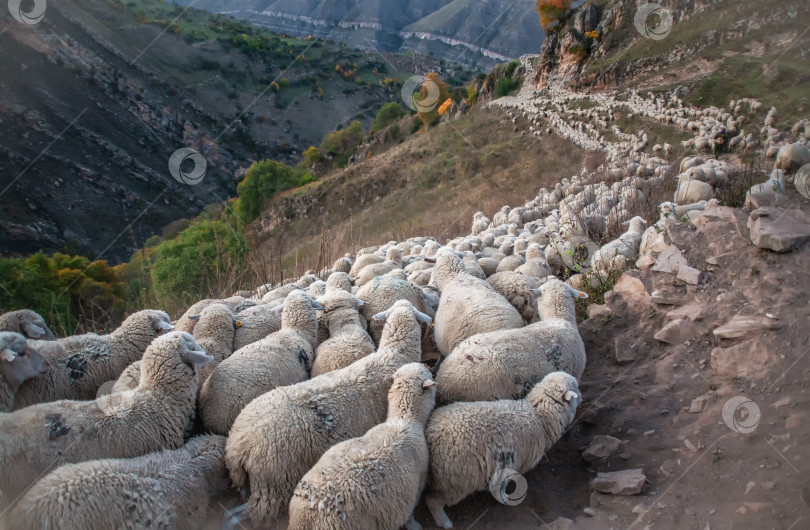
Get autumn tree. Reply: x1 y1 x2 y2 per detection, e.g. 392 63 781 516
536 0 572 31
416 73 450 128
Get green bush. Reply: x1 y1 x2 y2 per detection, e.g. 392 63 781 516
372 102 404 132
236 160 315 221
494 77 519 98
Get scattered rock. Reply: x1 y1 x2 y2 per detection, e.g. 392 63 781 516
773 397 792 410
654 318 696 345
591 469 646 495
651 245 688 274
713 314 780 339
582 435 622 463
650 290 690 305
747 207 810 252
615 336 639 363
636 254 655 270
586 304 612 320
711 339 770 378
676 265 703 285
688 392 717 413
785 412 805 430
613 273 649 300
745 191 790 210
547 517 574 530
665 301 707 322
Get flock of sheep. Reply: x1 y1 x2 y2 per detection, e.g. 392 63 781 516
3 52 810 530
1 225 590 529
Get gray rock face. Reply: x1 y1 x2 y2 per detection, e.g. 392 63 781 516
747 207 810 252
582 435 622 463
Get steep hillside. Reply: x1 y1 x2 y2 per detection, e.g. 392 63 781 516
0 0 461 262
176 0 545 69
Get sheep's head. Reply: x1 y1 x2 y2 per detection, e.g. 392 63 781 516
135 310 175 337
190 304 239 343
386 362 437 424
0 332 48 389
528 371 581 426
7 309 56 340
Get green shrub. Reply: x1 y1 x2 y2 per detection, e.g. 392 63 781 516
494 77 519 98
372 102 404 132
236 160 314 221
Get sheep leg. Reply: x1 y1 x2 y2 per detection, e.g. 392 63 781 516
426 496 453 529
404 513 423 530
222 502 249 530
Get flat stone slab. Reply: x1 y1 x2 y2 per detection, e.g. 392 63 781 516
651 245 688 274
591 469 646 495
713 314 780 339
582 435 622 463
748 207 810 252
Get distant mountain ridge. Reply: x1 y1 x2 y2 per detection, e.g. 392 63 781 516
176 0 546 68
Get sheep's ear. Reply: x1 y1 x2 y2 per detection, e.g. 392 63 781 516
356 299 366 308
157 320 176 330
372 309 390 321
311 300 327 311
270 304 285 315
349 277 358 285
414 310 433 327
24 323 46 338
530 288 542 296
423 380 438 388
564 390 579 403
187 315 201 322
1 348 17 362
182 348 214 367
384 374 395 383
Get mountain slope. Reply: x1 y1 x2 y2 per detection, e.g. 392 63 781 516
176 0 545 68
0 0 457 262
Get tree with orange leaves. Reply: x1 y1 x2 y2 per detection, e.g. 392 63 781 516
415 73 450 128
536 0 572 31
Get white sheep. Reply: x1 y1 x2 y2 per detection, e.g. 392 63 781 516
311 290 376 377
232 302 282 350
356 274 436 347
435 279 587 404
174 296 255 333
110 304 239 395
590 216 647 281
288 363 437 530
199 290 323 435
0 332 48 411
261 274 318 304
431 253 523 356
425 372 581 528
8 434 228 529
471 211 492 235
0 309 56 340
0 331 212 506
354 248 404 286
486 271 541 324
223 300 429 528
13 310 174 409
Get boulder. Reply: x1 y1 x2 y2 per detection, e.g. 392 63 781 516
654 318 696 345
582 435 622 463
713 314 780 339
748 207 810 252
711 338 770 378
677 265 703 285
651 245 688 274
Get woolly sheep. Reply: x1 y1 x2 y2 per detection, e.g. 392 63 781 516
476 257 500 277
288 363 437 530
9 434 228 529
0 332 211 505
310 290 376 377
0 309 56 340
425 372 581 528
486 271 541 324
591 216 647 280
435 279 587 404
349 252 386 277
775 143 810 174
199 291 323 435
262 274 318 304
223 300 430 527
175 296 255 333
111 304 239 395
354 248 404 286
0 332 48 412
514 243 552 278
674 175 713 204
14 310 174 409
471 211 491 235
356 275 435 347
232 302 282 350
432 253 523 356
